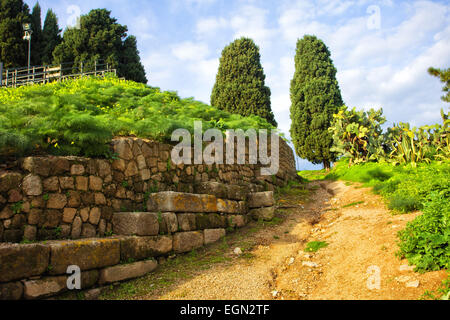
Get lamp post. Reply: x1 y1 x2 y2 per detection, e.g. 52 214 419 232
23 23 33 80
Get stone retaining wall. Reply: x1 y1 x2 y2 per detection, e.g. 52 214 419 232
0 189 277 300
0 136 297 243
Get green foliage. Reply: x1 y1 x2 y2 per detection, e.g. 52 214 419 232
329 106 388 165
397 193 450 272
330 107 449 167
304 241 329 252
428 67 450 103
422 273 450 300
118 36 147 84
0 76 274 159
211 37 277 126
0 0 30 68
30 2 42 66
328 159 449 271
41 9 61 65
290 35 344 170
53 9 146 83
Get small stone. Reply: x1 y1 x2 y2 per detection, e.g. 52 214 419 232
76 176 88 191
62 208 77 223
89 176 103 191
23 225 37 241
71 164 85 176
233 247 243 255
71 216 82 239
23 175 43 196
81 223 96 238
80 208 90 222
302 261 318 268
59 177 74 190
84 288 102 300
288 257 295 265
47 194 67 209
8 189 23 203
406 280 420 288
89 207 101 225
43 177 59 192
94 193 106 205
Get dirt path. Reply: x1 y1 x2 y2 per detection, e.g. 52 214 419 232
104 180 447 300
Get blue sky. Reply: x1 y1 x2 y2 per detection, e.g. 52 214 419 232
26 0 450 170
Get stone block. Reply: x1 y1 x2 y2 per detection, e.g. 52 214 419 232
217 199 240 214
250 206 275 221
159 212 178 234
48 238 120 275
0 282 23 300
204 229 226 245
147 192 217 213
248 191 275 208
99 260 157 285
227 215 247 228
194 182 227 199
172 231 204 253
0 243 50 282
177 214 197 231
120 235 173 261
23 175 42 196
112 212 159 236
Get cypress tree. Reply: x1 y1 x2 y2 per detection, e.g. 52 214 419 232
289 35 344 170
30 2 42 66
118 36 148 84
211 37 277 126
41 9 61 65
0 0 30 68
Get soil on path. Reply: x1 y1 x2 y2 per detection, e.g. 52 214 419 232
106 180 447 300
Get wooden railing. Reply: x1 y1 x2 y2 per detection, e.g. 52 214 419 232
0 60 116 88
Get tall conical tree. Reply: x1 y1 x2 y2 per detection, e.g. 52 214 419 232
0 0 30 68
118 36 147 83
290 35 344 170
30 2 42 66
41 9 61 65
211 37 277 126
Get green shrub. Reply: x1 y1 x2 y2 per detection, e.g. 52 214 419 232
397 193 450 272
304 241 329 252
388 195 422 213
0 75 275 159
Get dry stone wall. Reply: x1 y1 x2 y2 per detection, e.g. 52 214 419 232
0 136 297 243
0 131 299 299
0 188 278 300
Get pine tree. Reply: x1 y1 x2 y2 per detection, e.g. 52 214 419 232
30 2 42 66
0 0 30 68
211 37 277 126
428 67 450 103
118 36 147 83
52 9 146 82
41 9 61 65
289 35 344 170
